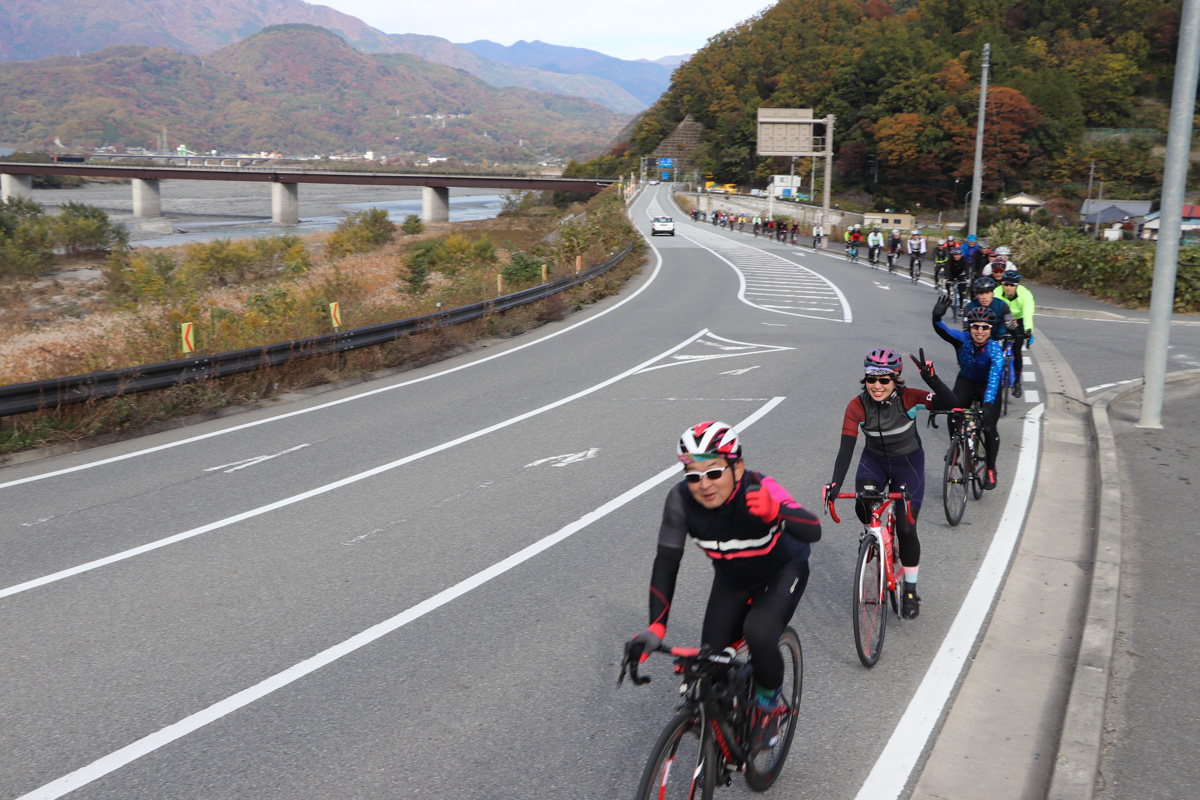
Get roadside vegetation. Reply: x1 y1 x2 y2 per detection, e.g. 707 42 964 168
0 188 641 457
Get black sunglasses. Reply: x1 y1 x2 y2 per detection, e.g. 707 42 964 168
864 376 894 385
684 466 730 483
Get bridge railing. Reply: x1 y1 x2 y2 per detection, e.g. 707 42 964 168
0 245 633 418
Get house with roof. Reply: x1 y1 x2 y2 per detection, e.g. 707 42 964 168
1080 199 1153 227
1139 206 1200 242
1002 192 1045 214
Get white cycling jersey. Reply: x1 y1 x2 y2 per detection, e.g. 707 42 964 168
906 236 927 255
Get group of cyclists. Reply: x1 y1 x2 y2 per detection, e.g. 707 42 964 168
625 215 1039 760
689 208 812 244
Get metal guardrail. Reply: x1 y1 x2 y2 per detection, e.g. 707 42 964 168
0 245 633 418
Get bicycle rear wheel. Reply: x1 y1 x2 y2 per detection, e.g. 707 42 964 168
910 260 920 283
744 628 803 790
852 536 887 667
635 709 715 800
943 440 968 526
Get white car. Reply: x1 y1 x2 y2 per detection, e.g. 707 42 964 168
651 216 675 236
648 179 660 185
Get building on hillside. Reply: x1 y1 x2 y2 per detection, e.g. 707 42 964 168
1080 199 1152 229
863 211 916 231
1140 207 1200 242
1002 192 1045 214
766 174 809 199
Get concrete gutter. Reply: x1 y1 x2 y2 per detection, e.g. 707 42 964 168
1047 367 1200 798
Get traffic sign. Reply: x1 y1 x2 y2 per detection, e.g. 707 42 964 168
661 171 670 180
660 158 673 168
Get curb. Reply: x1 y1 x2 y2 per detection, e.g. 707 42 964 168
1048 367 1200 798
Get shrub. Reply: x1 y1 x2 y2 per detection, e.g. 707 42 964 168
503 251 543 284
401 214 423 235
54 202 129 254
325 208 395 258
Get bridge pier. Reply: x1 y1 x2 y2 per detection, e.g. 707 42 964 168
272 182 299 225
1 173 33 201
422 186 450 223
132 178 161 217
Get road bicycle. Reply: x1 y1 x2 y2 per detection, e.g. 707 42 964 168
943 279 968 321
620 630 803 799
826 484 913 667
930 406 986 525
868 244 882 268
887 249 899 273
909 254 922 284
811 236 822 251
846 244 860 264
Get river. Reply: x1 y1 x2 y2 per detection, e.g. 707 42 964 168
28 180 506 248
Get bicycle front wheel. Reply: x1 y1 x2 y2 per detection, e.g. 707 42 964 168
910 260 921 283
852 536 888 667
744 628 803 791
970 429 986 500
635 709 716 800
943 440 968 526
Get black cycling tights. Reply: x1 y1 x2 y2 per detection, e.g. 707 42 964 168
701 558 810 691
854 477 922 567
952 374 1002 468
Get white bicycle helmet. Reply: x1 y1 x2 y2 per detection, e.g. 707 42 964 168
678 422 742 462
995 245 1012 256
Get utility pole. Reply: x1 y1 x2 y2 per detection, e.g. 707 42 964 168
1139 0 1200 428
1085 161 1096 235
968 43 990 238
822 115 835 232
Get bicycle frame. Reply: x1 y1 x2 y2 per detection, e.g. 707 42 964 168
830 490 911 592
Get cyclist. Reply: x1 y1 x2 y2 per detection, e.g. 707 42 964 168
932 301 1005 490
753 216 762 236
907 230 927 273
812 222 824 250
886 229 904 270
999 269 1035 397
867 227 885 266
821 349 958 620
625 422 822 753
944 246 970 308
848 225 864 260
992 245 1016 274
932 238 950 284
964 275 1017 341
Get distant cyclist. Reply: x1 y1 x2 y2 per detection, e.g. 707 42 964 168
867 228 885 266
964 275 1017 341
906 230 927 272
1000 269 1035 397
812 222 824 250
625 423 822 753
932 238 950 284
886 229 904 270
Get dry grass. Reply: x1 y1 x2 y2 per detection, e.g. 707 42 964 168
0 196 643 457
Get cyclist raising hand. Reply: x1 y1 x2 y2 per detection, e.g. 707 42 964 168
932 299 1006 489
626 422 821 753
821 349 957 620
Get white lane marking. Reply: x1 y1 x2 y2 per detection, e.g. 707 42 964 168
0 330 710 601
855 404 1044 800
203 444 311 474
636 332 793 374
1024 389 1041 403
720 366 761 376
1087 378 1140 394
0 247 666 490
873 283 892 290
678 227 852 323
523 449 599 468
13 397 787 800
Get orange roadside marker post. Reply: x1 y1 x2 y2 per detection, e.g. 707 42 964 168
181 322 195 356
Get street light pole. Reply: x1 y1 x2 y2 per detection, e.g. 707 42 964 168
968 43 991 238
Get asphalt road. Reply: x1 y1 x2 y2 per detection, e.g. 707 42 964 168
1 186 1057 799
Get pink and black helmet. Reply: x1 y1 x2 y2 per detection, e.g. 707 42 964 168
864 347 903 376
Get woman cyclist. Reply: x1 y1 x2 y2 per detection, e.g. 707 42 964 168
625 422 822 752
822 349 957 619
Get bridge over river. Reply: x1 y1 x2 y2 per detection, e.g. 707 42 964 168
0 163 616 225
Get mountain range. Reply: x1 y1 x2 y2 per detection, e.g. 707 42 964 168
0 0 679 113
0 24 630 161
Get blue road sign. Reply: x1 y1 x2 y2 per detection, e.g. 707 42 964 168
661 171 670 180
660 158 673 168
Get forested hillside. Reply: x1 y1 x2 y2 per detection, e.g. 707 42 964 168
0 25 628 161
622 0 1177 205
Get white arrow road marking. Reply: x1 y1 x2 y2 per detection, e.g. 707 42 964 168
524 449 600 468
638 332 794 374
204 443 311 473
873 282 892 290
720 366 761 376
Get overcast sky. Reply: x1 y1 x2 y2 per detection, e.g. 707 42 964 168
317 1 774 61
